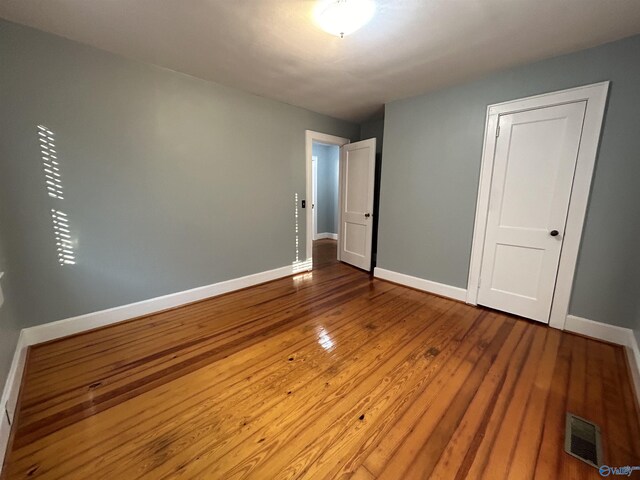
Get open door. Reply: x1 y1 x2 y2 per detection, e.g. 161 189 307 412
338 138 376 271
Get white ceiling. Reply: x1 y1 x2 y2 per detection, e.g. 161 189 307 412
2 0 640 122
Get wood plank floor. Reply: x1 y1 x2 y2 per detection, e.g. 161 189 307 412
2 239 639 479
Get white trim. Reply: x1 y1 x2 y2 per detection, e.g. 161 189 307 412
312 156 318 240
564 315 640 405
1 331 29 423
565 315 632 346
0 330 29 463
23 264 295 346
0 262 298 461
628 331 640 407
1 272 637 463
374 267 467 302
305 131 350 264
466 110 499 305
315 233 338 240
0 271 5 308
466 82 610 330
0 415 8 466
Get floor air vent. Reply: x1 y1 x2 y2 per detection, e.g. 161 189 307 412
564 413 602 468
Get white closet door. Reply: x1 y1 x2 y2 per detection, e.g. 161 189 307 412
477 101 586 322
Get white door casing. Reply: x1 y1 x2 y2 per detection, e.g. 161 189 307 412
312 156 318 240
338 138 376 271
477 102 586 322
305 131 350 267
467 82 609 329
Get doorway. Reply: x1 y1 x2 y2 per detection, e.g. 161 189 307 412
312 142 340 269
305 131 350 271
467 82 609 328
305 131 377 272
312 144 340 242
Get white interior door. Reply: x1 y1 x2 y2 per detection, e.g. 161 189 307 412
477 101 586 323
339 138 376 271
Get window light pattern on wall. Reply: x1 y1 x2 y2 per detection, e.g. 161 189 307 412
292 192 312 274
51 209 76 265
38 125 76 265
38 125 64 199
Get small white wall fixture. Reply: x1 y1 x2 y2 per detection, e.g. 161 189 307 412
466 82 609 330
305 130 350 265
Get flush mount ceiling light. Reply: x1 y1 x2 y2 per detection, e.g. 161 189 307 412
314 0 376 38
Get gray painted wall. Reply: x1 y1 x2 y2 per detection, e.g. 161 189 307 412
313 144 339 235
0 14 359 366
0 226 22 392
378 34 640 328
635 302 640 347
360 117 385 154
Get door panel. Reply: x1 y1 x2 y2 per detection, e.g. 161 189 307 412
477 102 586 322
499 119 565 229
490 244 544 298
339 138 376 271
345 154 369 213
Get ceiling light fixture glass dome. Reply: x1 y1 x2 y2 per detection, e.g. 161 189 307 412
314 0 376 38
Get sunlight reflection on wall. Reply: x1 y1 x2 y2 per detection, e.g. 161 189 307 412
38 125 76 265
292 192 312 274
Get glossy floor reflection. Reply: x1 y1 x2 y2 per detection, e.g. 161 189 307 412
2 240 639 479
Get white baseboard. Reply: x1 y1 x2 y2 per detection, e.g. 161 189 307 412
373 267 467 302
368 273 640 402
2 263 637 462
24 264 296 346
315 233 337 240
0 263 299 463
0 415 9 467
564 315 632 346
565 315 640 405
628 332 640 407
0 330 29 461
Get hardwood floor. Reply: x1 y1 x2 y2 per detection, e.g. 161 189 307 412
2 239 639 479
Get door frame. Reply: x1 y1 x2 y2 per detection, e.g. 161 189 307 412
312 155 318 240
305 130 350 266
466 82 609 330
